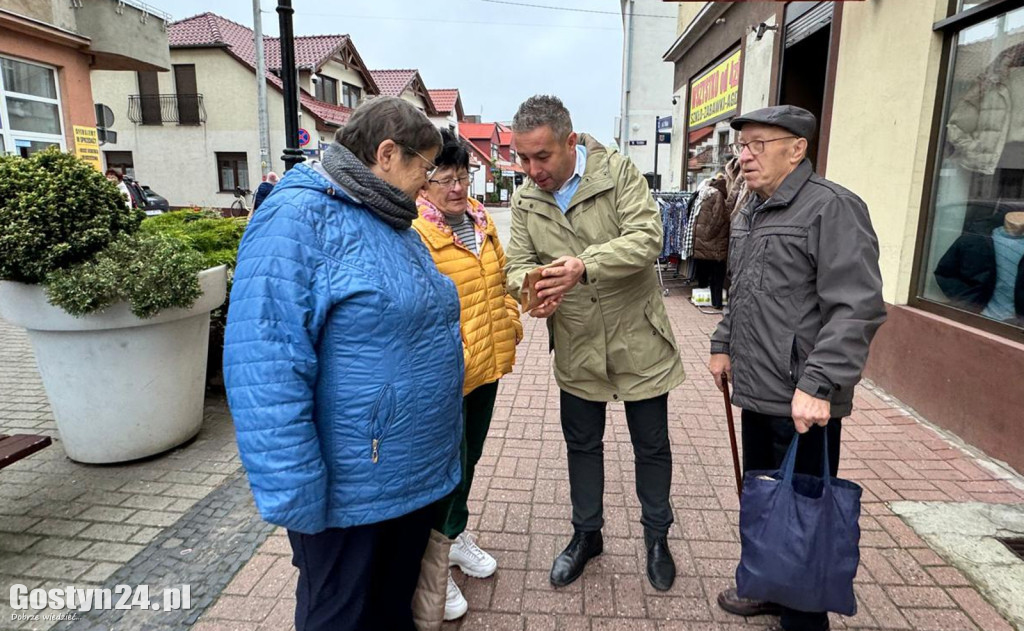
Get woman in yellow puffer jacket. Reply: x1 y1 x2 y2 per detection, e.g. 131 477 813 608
411 129 522 625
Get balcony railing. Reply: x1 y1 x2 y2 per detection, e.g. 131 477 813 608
128 94 206 125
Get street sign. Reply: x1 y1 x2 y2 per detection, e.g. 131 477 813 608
301 148 319 157
657 116 672 131
629 140 647 146
298 128 311 147
657 132 671 144
95 104 115 128
501 170 515 177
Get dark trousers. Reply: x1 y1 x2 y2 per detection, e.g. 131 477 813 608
560 390 673 536
287 504 434 631
436 380 500 538
695 259 728 308
741 410 842 631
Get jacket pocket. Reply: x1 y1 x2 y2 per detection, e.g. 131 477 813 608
628 297 679 373
552 313 575 373
369 385 397 464
788 333 801 386
756 227 810 297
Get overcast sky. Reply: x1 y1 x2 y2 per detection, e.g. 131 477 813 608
141 0 652 144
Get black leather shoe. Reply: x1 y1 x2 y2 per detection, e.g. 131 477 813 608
550 530 603 587
645 534 675 591
716 587 782 617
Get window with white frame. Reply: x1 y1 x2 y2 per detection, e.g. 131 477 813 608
0 56 65 157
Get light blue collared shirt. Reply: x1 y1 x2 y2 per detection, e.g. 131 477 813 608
553 145 587 213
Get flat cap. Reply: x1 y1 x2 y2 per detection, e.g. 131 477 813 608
730 105 817 140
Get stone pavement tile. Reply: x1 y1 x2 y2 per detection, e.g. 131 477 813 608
887 585 957 609
901 607 980 630
191 623 258 631
221 553 277 597
203 595 277 623
248 556 296 599
946 587 1016 631
0 533 42 552
78 561 121 583
925 566 972 587
256 599 295 631
76 541 146 563
26 519 89 538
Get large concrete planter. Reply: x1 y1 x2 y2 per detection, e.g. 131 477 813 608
0 266 227 464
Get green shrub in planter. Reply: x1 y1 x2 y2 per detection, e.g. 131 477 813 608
45 233 206 319
0 149 143 284
140 210 246 271
0 150 210 320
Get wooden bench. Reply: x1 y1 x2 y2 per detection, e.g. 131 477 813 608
0 434 52 471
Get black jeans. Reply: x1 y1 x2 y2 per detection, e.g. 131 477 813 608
741 410 842 631
560 390 673 537
287 504 434 631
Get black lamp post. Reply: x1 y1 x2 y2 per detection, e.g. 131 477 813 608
277 0 305 171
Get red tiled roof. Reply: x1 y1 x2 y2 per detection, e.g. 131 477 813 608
169 13 352 127
688 126 714 144
369 69 418 97
170 13 347 70
498 130 513 146
428 89 459 114
460 122 496 141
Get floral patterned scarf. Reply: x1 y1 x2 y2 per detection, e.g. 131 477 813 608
416 195 489 251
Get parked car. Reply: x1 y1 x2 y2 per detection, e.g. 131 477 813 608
141 186 170 213
122 176 169 215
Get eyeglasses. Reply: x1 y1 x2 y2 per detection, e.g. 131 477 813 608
730 136 798 156
403 145 437 176
428 174 471 189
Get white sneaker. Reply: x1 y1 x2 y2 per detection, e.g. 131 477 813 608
444 570 468 621
449 532 497 578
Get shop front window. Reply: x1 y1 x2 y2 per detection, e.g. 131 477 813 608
920 5 1024 330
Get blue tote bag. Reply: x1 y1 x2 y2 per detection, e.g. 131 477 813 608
736 431 861 615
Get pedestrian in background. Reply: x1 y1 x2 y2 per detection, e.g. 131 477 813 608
224 96 464 631
252 171 279 211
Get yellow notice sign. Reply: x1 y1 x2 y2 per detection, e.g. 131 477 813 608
688 48 742 129
73 125 102 171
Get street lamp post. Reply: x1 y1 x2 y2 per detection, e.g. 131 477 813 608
277 0 305 171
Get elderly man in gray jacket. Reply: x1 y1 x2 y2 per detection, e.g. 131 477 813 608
709 105 886 631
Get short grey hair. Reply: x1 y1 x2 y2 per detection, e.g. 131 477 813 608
335 96 441 166
512 95 573 140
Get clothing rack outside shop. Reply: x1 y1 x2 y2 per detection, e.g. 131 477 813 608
655 191 695 296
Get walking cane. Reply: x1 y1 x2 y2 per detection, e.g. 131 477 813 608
721 375 743 497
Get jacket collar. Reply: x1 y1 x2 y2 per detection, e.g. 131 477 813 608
415 197 495 250
755 159 813 212
517 133 615 220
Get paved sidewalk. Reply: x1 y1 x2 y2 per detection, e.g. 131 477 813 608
190 291 1024 631
2 288 1023 630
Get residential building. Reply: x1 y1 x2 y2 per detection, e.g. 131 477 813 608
617 0 679 188
428 88 464 134
90 12 374 208
369 69 438 119
665 0 1024 472
0 0 169 165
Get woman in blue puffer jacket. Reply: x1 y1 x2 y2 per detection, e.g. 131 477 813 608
224 96 464 631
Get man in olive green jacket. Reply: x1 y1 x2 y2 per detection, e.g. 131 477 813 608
505 95 685 592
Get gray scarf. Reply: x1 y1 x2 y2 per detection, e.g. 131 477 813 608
321 143 418 230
